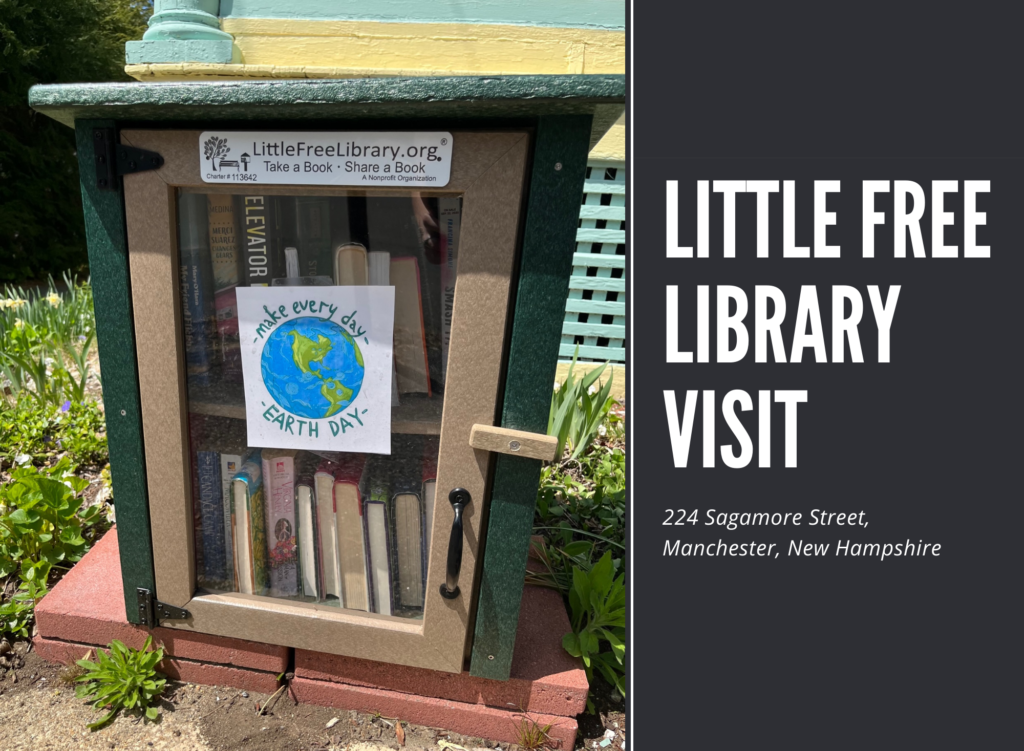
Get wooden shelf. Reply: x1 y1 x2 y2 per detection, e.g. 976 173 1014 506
188 379 443 435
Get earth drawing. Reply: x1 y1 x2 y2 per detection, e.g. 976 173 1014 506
261 317 365 419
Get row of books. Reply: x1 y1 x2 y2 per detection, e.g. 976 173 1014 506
178 193 460 397
197 440 438 617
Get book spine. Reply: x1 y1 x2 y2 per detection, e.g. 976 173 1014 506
241 195 271 286
363 459 394 616
178 193 217 383
295 196 334 280
248 481 269 594
438 197 461 383
269 197 295 281
208 194 241 376
220 453 242 588
368 251 401 407
197 451 226 583
236 456 267 594
263 455 299 597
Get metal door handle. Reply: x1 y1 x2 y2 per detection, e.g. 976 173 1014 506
439 488 471 599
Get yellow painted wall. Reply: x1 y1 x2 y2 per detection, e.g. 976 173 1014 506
125 18 626 159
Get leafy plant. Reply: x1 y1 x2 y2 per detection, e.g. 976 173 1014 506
0 458 109 636
75 636 167 730
512 711 554 750
0 398 108 471
548 348 617 461
561 552 626 703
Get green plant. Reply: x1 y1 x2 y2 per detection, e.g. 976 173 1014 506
75 636 167 730
0 277 98 409
0 458 109 636
0 398 108 471
561 552 626 703
512 711 554 750
548 348 617 461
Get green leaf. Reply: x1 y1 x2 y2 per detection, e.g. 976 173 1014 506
87 709 118 731
588 551 615 599
562 632 582 657
145 706 159 721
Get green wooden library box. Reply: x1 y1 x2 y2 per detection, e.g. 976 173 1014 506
28 75 624 680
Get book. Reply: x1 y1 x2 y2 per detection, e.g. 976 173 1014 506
219 451 243 588
295 196 334 280
207 193 242 376
196 450 226 584
240 195 271 286
335 454 370 612
438 197 461 385
178 193 218 383
422 437 439 570
284 247 301 279
314 460 343 605
269 196 296 280
361 455 393 616
390 257 431 395
392 452 425 611
368 250 401 408
232 454 267 595
261 449 299 597
334 242 369 285
295 457 321 600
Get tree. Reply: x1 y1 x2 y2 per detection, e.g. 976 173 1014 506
0 0 151 283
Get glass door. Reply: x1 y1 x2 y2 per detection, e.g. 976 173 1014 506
121 129 530 671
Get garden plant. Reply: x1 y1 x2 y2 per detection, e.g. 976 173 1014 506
537 351 627 707
0 278 110 638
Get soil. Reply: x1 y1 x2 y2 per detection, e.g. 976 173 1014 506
0 647 535 751
574 675 626 751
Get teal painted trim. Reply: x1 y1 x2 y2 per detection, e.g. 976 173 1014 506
572 252 623 269
559 343 625 360
579 204 625 221
576 227 625 244
562 321 625 338
220 0 625 30
583 179 625 195
469 115 593 681
28 76 625 140
568 276 625 292
125 40 237 64
75 121 155 625
563 299 624 316
145 1 228 39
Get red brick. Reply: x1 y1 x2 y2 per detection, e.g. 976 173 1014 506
291 677 578 749
33 635 282 694
295 583 587 716
35 527 288 673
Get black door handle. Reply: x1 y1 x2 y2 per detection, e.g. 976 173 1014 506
439 488 471 600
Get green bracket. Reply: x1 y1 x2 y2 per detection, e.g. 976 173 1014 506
469 115 594 680
75 120 156 624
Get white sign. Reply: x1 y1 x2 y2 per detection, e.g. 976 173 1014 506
199 131 452 187
236 286 396 455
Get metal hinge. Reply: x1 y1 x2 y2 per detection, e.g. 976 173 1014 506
137 588 191 627
94 128 164 190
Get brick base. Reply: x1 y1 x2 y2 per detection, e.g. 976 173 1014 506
291 677 578 749
33 635 282 694
32 526 586 748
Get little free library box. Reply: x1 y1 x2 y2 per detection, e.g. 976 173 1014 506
28 75 624 680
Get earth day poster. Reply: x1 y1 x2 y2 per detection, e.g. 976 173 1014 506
236 286 396 454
